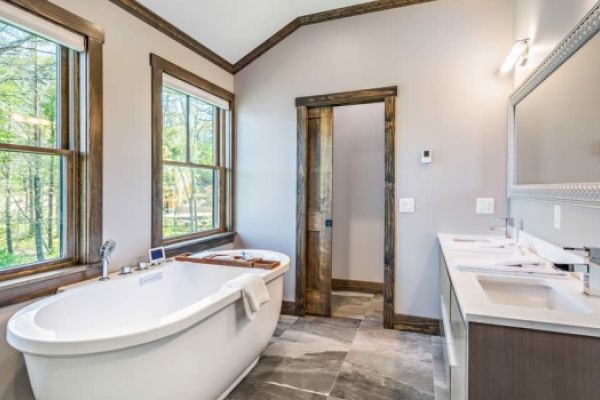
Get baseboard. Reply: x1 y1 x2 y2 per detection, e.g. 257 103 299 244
332 279 383 294
281 301 296 316
394 314 440 336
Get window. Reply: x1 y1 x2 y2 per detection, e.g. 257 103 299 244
151 54 234 252
0 21 70 272
0 1 103 281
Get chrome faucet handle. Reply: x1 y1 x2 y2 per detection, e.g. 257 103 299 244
488 217 516 238
560 247 600 277
564 247 600 260
137 262 149 271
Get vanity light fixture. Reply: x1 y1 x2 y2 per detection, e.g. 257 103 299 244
500 38 530 74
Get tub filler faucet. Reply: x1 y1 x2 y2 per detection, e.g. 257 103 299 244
100 239 117 281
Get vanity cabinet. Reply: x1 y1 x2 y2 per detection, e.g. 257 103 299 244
449 289 466 400
439 253 600 400
440 255 467 400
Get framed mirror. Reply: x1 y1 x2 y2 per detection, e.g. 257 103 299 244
508 4 600 203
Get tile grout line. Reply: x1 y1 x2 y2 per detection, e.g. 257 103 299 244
264 381 329 397
327 293 376 397
330 294 440 399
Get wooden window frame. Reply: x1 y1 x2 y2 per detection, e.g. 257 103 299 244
150 54 235 256
0 0 104 307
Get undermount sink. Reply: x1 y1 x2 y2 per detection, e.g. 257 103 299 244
476 275 593 314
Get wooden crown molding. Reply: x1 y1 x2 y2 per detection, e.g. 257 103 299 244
233 0 437 73
108 0 234 73
106 0 434 75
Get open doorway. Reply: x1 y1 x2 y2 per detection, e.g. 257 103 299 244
331 103 385 320
295 87 397 329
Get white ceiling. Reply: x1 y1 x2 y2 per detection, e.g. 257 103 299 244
137 0 373 63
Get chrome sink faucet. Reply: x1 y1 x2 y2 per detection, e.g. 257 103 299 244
488 217 515 239
564 247 600 297
99 239 117 281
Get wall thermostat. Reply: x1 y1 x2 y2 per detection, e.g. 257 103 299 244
148 246 166 265
421 149 432 164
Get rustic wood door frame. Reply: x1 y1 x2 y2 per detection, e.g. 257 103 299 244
295 86 397 329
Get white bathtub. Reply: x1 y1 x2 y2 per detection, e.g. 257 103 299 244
7 250 290 400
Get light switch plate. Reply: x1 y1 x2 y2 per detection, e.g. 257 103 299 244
554 205 561 229
399 198 415 213
476 198 495 215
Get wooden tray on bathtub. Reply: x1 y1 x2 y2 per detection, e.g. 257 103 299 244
174 253 280 270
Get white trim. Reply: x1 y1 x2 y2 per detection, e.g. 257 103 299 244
508 2 600 205
0 1 85 52
163 74 230 110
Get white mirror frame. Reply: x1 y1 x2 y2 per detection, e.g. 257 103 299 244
508 3 600 204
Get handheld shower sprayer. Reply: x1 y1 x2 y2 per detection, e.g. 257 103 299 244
99 239 117 281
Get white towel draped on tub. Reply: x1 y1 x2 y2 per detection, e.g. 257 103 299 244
223 274 270 320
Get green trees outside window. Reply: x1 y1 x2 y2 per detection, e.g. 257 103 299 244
0 21 64 271
162 85 219 239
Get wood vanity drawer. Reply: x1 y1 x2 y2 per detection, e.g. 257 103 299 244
468 323 600 400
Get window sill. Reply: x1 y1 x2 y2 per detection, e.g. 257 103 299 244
0 264 101 308
164 231 236 257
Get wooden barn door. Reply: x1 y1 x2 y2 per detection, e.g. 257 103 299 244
305 106 333 316
296 87 396 327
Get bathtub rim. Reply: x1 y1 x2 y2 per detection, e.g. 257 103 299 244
7 250 289 357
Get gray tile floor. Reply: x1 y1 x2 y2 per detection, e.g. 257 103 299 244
227 292 449 400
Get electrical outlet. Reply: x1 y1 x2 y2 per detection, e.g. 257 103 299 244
554 205 561 229
399 198 415 213
476 198 495 215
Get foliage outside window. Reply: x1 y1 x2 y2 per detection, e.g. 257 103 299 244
151 55 233 251
162 86 217 238
0 21 69 272
160 81 232 245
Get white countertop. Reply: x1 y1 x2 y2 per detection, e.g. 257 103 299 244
439 233 600 337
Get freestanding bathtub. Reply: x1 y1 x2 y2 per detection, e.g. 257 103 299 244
7 249 290 400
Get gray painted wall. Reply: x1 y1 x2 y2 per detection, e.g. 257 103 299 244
332 103 385 284
510 0 600 250
234 0 514 318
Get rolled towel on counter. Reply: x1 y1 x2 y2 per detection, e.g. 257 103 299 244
223 273 270 320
